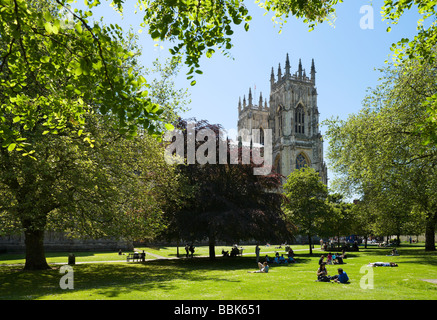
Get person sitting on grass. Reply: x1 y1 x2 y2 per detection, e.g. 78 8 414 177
327 252 333 265
279 254 287 264
335 254 344 265
318 255 325 265
332 268 349 283
316 262 331 282
248 261 270 273
389 248 399 256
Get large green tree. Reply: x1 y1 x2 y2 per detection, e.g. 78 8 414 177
324 58 437 251
0 113 178 270
0 2 188 269
282 167 328 255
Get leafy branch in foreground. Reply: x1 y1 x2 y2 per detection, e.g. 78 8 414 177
0 0 168 154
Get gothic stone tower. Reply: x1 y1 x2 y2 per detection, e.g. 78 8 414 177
237 53 328 185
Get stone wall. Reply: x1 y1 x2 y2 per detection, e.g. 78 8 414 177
0 231 133 253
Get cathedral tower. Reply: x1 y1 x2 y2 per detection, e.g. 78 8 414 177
237 54 328 185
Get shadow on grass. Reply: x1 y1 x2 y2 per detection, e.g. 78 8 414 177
0 255 312 299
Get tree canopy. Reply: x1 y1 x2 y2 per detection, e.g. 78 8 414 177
3 0 436 152
324 57 437 251
0 0 171 155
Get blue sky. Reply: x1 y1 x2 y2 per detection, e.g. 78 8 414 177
76 0 422 184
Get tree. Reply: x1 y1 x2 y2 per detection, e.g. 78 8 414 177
0 2 189 268
324 58 437 251
0 112 178 270
381 0 437 146
349 199 376 249
320 193 353 248
282 167 328 255
164 119 293 259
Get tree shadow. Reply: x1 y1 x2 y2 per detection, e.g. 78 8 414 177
0 254 322 299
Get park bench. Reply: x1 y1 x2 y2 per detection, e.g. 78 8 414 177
127 252 145 262
229 247 244 257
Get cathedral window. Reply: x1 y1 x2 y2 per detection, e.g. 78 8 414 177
295 105 305 134
296 153 309 170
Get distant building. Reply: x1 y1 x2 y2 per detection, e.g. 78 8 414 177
237 53 327 184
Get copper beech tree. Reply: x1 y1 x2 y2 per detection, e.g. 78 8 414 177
163 119 294 259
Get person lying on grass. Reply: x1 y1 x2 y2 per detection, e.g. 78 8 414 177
368 262 398 267
248 262 269 273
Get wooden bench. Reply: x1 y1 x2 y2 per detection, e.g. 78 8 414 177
127 252 145 262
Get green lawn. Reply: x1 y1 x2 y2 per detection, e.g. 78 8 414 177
0 244 436 300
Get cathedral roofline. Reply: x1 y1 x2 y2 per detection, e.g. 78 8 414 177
270 54 316 88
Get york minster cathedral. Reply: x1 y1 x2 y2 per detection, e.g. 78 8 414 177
237 53 328 185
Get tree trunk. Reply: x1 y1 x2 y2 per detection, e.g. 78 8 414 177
209 236 216 260
24 229 50 270
308 234 313 255
424 213 436 251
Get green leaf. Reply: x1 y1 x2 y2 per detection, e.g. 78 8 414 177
75 22 83 34
44 22 53 34
7 143 16 152
164 123 174 131
13 116 21 123
206 49 215 58
40 56 50 63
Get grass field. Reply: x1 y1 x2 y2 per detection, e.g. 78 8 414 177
0 244 436 300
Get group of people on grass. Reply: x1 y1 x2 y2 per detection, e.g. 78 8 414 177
317 262 349 283
317 252 349 283
319 252 345 265
249 245 296 273
250 245 399 280
264 252 296 265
